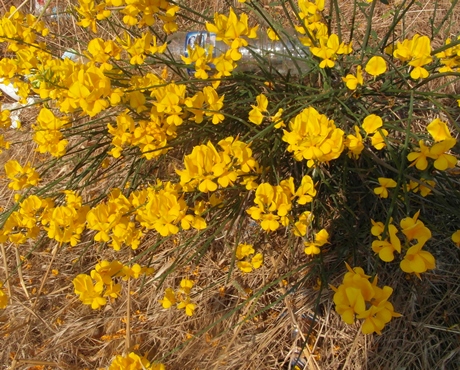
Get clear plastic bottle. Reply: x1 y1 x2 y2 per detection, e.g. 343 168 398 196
166 30 310 76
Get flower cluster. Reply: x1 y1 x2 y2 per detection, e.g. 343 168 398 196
371 211 435 278
295 0 352 68
331 264 401 335
73 260 153 309
407 118 457 171
235 244 263 273
33 108 69 157
206 8 258 62
374 176 435 199
436 36 460 72
295 1 326 45
282 106 344 167
86 188 143 250
133 181 207 237
310 33 353 69
393 34 432 79
177 137 259 193
118 31 167 65
246 175 316 232
108 352 165 370
160 279 197 316
0 195 53 245
4 160 41 190
42 191 89 246
86 184 206 248
0 6 49 53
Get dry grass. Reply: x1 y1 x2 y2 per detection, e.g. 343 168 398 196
1 0 460 369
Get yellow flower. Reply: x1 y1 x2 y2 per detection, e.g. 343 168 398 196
362 114 383 135
206 8 258 49
365 56 387 77
236 243 263 273
400 210 431 243
270 108 285 128
410 179 435 197
267 27 279 41
371 219 385 236
282 106 345 167
332 265 400 333
295 175 316 204
427 118 452 141
407 140 435 170
371 129 389 150
342 66 363 90
372 224 401 262
357 303 399 335
159 288 176 309
304 228 329 255
236 243 255 260
0 134 10 153
429 138 457 171
181 44 213 80
451 230 460 247
332 285 367 324
293 211 313 237
179 279 194 295
409 55 432 79
177 297 197 316
0 282 7 309
400 243 435 278
248 93 269 125
345 126 364 158
374 178 397 198
72 274 106 310
251 253 263 269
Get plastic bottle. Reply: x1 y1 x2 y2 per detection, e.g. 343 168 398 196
166 30 310 76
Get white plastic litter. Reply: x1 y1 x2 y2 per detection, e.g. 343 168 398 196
0 80 21 101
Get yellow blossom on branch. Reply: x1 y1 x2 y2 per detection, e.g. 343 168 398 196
429 138 457 171
371 224 401 262
248 93 269 125
400 243 435 278
427 118 452 142
345 126 364 159
282 106 344 167
365 56 387 77
236 243 263 273
304 228 329 255
451 230 460 247
362 114 383 135
374 177 397 198
407 140 435 171
342 66 363 90
4 160 41 190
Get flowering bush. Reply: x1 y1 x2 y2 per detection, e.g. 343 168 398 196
0 0 459 368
